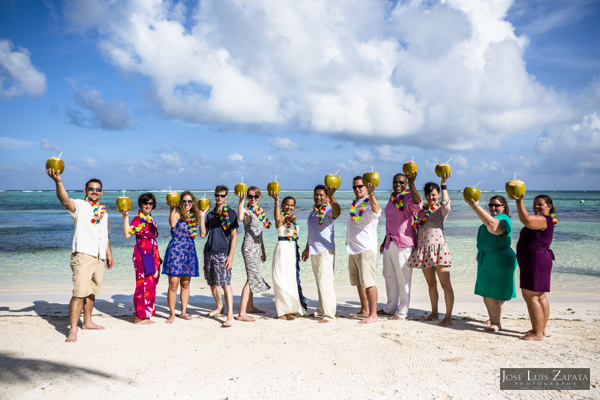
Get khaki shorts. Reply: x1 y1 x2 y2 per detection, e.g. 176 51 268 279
348 250 376 288
71 252 105 297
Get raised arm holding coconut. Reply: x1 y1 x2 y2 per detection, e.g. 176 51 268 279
46 168 113 342
236 186 271 322
269 189 306 320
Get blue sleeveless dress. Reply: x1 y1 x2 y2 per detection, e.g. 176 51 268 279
162 220 199 277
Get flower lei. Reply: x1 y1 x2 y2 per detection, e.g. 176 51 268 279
413 203 440 230
391 188 410 211
129 210 154 235
248 204 271 228
282 212 298 241
218 203 231 231
350 198 369 221
313 201 330 225
186 211 198 239
85 196 106 226
542 212 558 228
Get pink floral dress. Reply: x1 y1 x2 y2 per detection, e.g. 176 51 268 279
130 216 162 319
408 200 452 269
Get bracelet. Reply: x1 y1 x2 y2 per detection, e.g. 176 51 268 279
274 203 279 207
441 185 447 190
368 192 375 197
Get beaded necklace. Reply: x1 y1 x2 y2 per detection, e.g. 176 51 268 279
313 201 330 225
413 202 440 230
218 203 231 231
350 198 369 221
128 210 154 235
248 204 271 228
391 188 410 211
186 211 198 239
541 212 558 228
282 212 298 241
85 196 106 226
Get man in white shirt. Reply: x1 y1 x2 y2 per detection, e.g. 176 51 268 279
346 176 381 324
47 169 114 342
301 184 341 323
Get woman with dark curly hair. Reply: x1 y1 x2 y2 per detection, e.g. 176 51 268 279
408 173 454 326
162 190 200 323
121 193 161 324
465 195 517 332
509 193 556 341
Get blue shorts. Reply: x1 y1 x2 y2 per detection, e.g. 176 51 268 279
203 253 231 287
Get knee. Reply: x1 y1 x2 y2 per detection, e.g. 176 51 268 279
426 280 437 290
169 282 179 291
440 281 453 292
180 282 190 290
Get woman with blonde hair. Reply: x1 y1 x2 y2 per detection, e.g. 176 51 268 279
236 186 271 322
162 190 200 323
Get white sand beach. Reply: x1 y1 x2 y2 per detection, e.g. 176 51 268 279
1 286 598 399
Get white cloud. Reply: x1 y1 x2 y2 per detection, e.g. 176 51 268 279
158 152 183 168
354 150 372 164
41 139 63 153
267 137 301 151
0 39 47 100
63 0 573 148
66 79 133 130
227 153 244 163
0 136 36 150
375 145 405 163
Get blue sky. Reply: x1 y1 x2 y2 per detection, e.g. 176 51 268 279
1 0 599 191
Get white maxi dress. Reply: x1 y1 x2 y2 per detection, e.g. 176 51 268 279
272 224 305 317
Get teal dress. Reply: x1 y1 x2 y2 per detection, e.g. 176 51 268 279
474 213 517 301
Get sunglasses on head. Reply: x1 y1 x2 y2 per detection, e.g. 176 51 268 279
488 203 503 208
393 180 406 185
142 201 154 206
247 195 259 200
215 194 227 198
352 184 364 190
86 187 102 192
182 200 193 204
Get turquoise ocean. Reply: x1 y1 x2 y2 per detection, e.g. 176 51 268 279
1 190 599 296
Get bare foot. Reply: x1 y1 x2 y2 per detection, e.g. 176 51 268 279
520 332 545 341
134 318 155 325
318 318 332 324
181 313 193 321
286 314 296 320
236 315 256 322
65 329 78 343
358 315 379 324
423 313 439 321
523 329 549 337
377 309 390 315
277 315 287 320
305 312 317 318
485 324 501 332
436 318 453 327
207 308 223 317
389 315 404 321
481 319 491 325
81 322 105 330
247 307 265 314
350 312 369 318
166 315 176 324
222 318 234 327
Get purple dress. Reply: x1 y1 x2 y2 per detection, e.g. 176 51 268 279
516 215 555 292
162 220 199 277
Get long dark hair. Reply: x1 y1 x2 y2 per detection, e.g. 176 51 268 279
176 191 200 221
490 195 510 217
534 195 556 214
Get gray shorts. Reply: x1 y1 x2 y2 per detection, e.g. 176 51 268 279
203 253 231 287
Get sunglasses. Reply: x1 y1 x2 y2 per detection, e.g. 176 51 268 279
182 200 193 204
352 184 364 190
86 187 102 192
247 195 259 200
215 194 227 198
393 180 406 185
488 203 503 208
142 201 154 206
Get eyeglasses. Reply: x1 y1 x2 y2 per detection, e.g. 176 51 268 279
86 187 102 192
142 201 154 206
393 180 406 185
488 203 503 208
352 184 364 190
247 195 259 200
215 194 227 198
182 200 193 204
